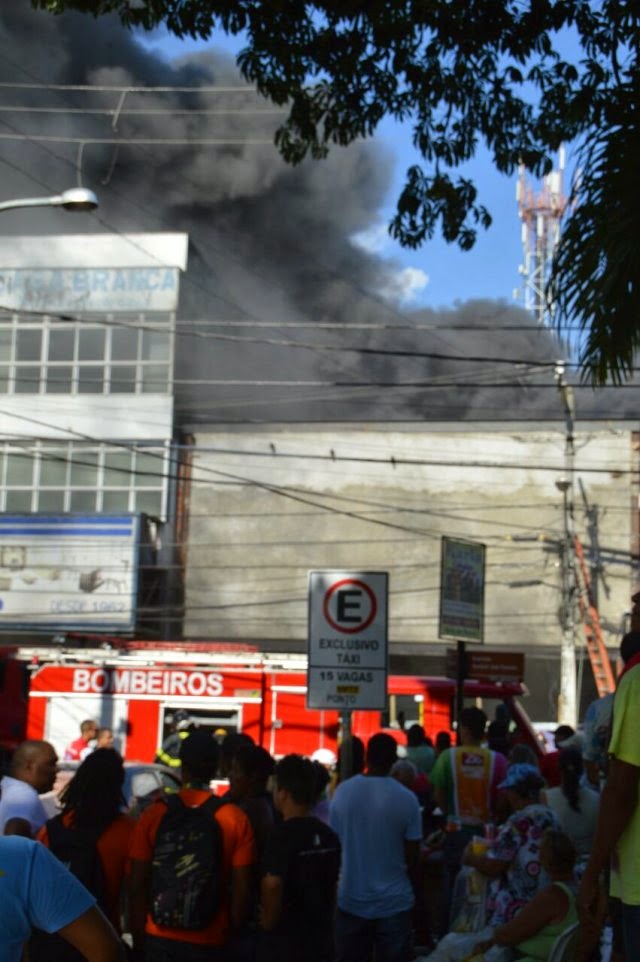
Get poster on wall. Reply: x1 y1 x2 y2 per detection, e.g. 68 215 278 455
0 515 139 630
439 536 486 643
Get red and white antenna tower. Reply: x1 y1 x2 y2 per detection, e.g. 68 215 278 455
516 148 567 326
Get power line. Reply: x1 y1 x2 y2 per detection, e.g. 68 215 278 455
0 83 262 93
0 304 567 367
0 132 275 146
0 371 571 390
1 410 634 478
0 105 287 116
0 307 591 332
1 410 621 547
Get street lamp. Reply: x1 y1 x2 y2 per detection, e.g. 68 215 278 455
0 187 99 214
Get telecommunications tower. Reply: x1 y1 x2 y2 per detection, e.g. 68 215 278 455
516 148 567 326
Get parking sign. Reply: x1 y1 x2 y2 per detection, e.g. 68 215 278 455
307 571 388 710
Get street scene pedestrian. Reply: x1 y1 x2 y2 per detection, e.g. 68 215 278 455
330 732 423 962
153 710 196 769
0 705 636 962
0 739 58 837
430 706 508 928
64 720 99 762
36 748 136 935
96 728 116 750
546 747 599 869
578 630 640 961
129 729 256 961
259 753 341 962
0 834 125 962
226 743 276 861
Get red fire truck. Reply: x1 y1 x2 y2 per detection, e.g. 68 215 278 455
0 640 541 762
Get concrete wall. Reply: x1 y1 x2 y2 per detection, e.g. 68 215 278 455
184 424 636 673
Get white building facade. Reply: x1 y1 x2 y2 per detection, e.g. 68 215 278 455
0 232 187 636
183 422 637 719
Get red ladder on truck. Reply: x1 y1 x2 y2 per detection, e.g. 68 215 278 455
573 534 616 696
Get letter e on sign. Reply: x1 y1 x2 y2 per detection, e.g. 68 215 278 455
323 578 377 634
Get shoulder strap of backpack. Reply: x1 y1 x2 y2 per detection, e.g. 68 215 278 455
158 792 224 818
47 812 106 848
164 793 185 811
199 794 225 815
45 813 66 847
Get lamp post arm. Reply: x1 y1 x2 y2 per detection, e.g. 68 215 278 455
0 189 98 214
0 196 64 213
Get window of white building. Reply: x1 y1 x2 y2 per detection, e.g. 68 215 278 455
0 314 173 395
0 442 169 519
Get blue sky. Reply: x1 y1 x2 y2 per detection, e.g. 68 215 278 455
140 27 553 313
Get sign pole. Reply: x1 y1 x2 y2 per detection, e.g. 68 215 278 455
439 536 486 741
339 710 353 782
455 639 466 744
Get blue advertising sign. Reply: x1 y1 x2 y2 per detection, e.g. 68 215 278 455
0 515 139 630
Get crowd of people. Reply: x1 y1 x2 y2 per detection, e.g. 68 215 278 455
0 629 638 962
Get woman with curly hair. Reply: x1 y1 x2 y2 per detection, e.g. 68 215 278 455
37 748 135 935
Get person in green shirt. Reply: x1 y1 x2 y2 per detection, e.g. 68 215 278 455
430 707 506 829
430 707 507 938
471 828 578 962
406 724 436 775
578 630 640 961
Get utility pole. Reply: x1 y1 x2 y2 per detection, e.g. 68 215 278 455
555 362 577 727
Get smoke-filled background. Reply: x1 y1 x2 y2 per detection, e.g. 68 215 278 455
0 1 632 423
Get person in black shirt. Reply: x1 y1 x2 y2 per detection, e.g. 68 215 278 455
227 745 277 861
258 754 341 962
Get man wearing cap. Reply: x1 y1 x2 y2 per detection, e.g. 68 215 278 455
468 764 558 926
154 709 194 769
129 730 256 961
578 629 640 960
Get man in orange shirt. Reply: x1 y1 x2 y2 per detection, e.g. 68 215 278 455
129 730 256 962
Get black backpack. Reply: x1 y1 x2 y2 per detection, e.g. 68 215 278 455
150 793 225 930
47 814 108 910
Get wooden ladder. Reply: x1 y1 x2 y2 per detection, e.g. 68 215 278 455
573 534 616 696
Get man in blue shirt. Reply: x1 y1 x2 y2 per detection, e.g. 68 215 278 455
0 740 58 837
330 733 423 962
0 835 124 962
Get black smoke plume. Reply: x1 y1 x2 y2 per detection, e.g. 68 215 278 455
0 2 628 422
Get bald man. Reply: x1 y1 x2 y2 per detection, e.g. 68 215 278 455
0 740 58 837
